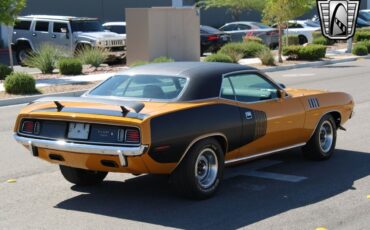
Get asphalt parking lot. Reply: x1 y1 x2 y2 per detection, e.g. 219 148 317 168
1 59 370 230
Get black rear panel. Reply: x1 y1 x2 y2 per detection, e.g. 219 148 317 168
149 104 267 163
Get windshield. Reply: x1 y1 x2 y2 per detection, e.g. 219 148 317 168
71 20 104 32
361 12 370 20
250 22 271 29
89 75 188 100
304 21 320 27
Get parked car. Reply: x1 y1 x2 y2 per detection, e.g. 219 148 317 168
13 62 354 199
219 21 278 47
102 21 126 39
12 15 126 65
200 25 231 55
272 20 321 44
356 17 370 28
358 10 370 23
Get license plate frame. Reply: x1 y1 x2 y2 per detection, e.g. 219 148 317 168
68 123 90 140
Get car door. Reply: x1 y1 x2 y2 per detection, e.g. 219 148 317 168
220 24 242 42
32 20 52 49
221 71 306 159
51 21 72 52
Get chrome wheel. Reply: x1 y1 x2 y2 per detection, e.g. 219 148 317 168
319 120 334 153
195 148 218 189
18 49 29 63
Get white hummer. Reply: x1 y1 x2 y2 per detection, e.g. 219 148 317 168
12 15 126 64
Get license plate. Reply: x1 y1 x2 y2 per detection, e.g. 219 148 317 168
222 36 228 41
68 123 90 140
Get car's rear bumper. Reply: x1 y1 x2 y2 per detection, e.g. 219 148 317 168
14 134 147 167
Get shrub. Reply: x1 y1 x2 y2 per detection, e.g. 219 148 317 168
283 45 326 60
58 58 83 75
204 53 235 63
283 35 300 46
357 41 370 53
257 49 275 66
0 64 13 80
4 72 37 94
130 61 150 67
24 44 64 74
352 44 368 56
219 42 268 62
354 31 370 42
151 56 175 63
243 36 263 44
76 46 108 68
313 36 336 46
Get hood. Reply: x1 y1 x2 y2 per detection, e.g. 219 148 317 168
286 88 327 97
75 31 124 40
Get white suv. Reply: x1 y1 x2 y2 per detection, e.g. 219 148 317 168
12 15 126 64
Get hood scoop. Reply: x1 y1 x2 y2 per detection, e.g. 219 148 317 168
30 97 147 119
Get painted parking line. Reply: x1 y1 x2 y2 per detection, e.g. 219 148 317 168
225 159 307 183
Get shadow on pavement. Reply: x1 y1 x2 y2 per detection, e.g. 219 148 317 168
55 149 370 229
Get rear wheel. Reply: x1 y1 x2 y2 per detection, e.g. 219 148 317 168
302 114 337 160
298 35 308 45
16 44 32 66
60 165 108 186
171 138 224 199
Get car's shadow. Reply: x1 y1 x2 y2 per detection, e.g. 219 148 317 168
55 149 370 229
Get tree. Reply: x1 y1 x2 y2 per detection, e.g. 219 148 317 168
198 0 266 21
0 0 27 69
263 0 315 63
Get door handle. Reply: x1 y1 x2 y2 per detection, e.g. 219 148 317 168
32 33 37 37
52 35 57 38
245 111 253 120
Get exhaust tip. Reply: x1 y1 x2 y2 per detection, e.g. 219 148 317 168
101 160 119 168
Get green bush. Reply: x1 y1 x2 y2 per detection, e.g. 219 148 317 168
354 31 370 42
58 58 83 75
4 72 37 94
283 35 300 46
151 56 175 63
352 44 368 56
130 61 150 67
218 42 268 62
24 44 64 74
312 31 336 45
204 53 235 63
0 64 13 80
243 36 264 44
283 45 326 60
357 41 370 53
76 46 108 68
257 49 275 66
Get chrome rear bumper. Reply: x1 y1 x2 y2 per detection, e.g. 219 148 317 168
13 134 147 166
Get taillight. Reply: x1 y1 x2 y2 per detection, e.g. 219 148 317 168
125 129 140 143
207 35 219 41
21 121 34 134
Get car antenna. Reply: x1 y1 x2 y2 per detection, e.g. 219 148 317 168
54 101 64 112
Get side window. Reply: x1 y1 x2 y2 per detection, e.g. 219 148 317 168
237 24 251 30
35 21 49 32
221 78 235 100
14 20 31 30
220 24 237 31
228 73 278 103
53 22 69 33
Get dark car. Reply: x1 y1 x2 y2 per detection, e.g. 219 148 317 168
200 25 231 55
358 10 370 23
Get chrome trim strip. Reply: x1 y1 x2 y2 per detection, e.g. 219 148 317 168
13 134 148 166
225 143 306 165
173 132 228 171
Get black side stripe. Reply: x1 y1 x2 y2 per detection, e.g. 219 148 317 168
254 110 267 139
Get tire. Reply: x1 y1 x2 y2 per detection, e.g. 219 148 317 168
59 165 108 186
16 44 32 66
298 35 308 45
302 114 337 161
171 138 224 199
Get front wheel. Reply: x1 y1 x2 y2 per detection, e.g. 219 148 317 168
302 114 337 160
171 138 224 199
60 165 108 186
16 45 32 66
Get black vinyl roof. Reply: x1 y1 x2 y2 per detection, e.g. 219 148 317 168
122 62 258 101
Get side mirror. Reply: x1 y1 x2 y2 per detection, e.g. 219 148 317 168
278 90 287 99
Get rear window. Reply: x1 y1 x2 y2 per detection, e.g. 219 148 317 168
35 21 49 32
89 75 188 100
250 22 271 29
53 22 69 33
14 20 31 30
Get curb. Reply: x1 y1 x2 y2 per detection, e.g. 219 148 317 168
262 56 369 72
0 90 86 107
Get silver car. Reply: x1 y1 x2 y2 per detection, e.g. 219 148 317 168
12 15 126 64
219 21 279 47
